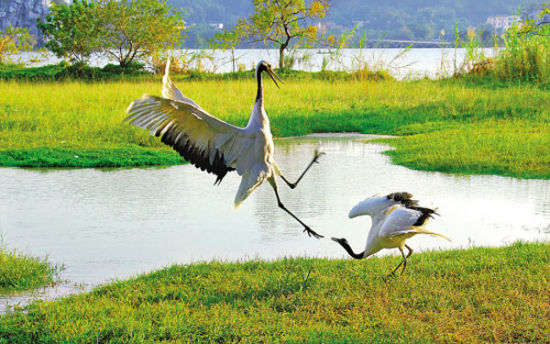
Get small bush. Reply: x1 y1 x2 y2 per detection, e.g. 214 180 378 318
0 61 151 81
493 20 550 83
101 62 147 75
56 61 105 80
458 6 550 83
0 246 59 294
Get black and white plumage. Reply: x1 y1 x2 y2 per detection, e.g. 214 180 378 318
332 192 450 277
125 59 324 239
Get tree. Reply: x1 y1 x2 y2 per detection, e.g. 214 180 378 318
0 26 35 64
37 0 103 62
98 0 185 67
38 0 185 68
214 0 329 68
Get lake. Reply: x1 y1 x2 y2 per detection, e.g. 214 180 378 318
15 47 497 79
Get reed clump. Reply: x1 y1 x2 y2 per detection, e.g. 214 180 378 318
493 13 550 83
0 245 59 295
460 6 550 83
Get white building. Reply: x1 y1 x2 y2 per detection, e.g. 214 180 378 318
486 15 520 29
208 23 224 30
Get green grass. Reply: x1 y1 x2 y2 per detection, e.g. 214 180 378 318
0 147 183 168
0 242 548 343
375 120 550 179
1 77 549 177
0 246 58 295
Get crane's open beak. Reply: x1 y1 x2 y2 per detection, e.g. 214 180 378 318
266 66 283 89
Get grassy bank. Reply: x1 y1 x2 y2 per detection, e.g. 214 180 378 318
1 78 549 178
375 119 550 179
0 247 58 295
0 242 548 343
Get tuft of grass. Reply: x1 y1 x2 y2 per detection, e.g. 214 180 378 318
0 246 59 295
0 242 548 343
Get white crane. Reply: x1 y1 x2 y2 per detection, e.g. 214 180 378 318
125 59 324 239
332 192 450 277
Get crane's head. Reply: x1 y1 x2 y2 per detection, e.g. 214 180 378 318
256 60 283 88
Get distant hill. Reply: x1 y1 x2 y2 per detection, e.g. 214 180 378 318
0 0 70 46
0 0 51 45
2 0 546 49
167 0 545 47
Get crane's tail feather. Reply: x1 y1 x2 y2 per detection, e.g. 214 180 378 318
412 227 451 242
233 167 268 209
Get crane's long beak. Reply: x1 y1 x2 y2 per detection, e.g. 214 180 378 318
266 67 283 89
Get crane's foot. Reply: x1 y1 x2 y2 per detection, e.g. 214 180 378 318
313 149 326 164
303 226 324 239
383 272 399 283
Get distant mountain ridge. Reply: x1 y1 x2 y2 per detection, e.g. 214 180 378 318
1 0 545 49
0 0 50 44
168 0 545 47
0 0 69 45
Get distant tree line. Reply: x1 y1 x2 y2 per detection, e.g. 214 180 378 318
171 0 546 46
35 0 332 69
2 0 549 72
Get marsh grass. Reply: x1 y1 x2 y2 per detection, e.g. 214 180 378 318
0 242 548 343
492 9 550 83
457 7 550 84
0 244 58 295
1 78 548 177
0 147 184 168
375 120 550 179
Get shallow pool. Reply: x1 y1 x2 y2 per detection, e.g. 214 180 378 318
0 134 548 307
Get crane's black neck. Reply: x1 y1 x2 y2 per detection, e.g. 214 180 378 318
333 238 365 260
255 65 267 104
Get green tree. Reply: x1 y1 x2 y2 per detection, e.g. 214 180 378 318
98 0 185 68
214 0 329 68
0 26 35 64
37 0 103 62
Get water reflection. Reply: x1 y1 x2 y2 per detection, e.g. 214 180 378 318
0 283 90 314
0 134 548 290
16 48 495 79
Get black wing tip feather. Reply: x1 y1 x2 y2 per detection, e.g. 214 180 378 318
412 206 437 226
160 127 235 185
387 192 419 208
387 192 437 226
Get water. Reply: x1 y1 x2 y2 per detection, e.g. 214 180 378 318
1 135 549 310
14 48 497 79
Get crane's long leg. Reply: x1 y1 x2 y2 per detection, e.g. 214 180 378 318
268 176 323 239
279 150 325 189
386 245 413 279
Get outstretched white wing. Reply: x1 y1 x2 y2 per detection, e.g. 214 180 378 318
348 194 392 218
126 96 257 184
